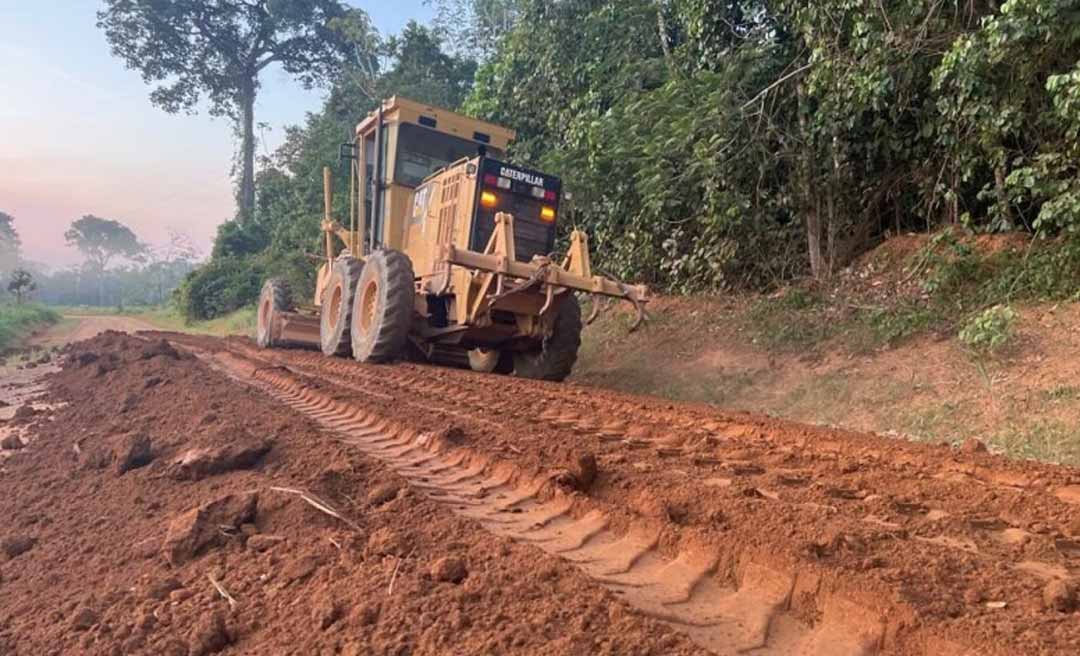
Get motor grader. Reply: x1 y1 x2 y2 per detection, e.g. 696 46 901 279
255 96 647 381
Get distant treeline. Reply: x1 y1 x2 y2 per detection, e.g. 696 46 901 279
1 211 199 308
29 261 196 308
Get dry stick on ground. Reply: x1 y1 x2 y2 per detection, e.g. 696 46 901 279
208 574 238 610
387 548 416 596
269 486 361 531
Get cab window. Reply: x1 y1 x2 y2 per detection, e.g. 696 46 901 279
394 123 502 187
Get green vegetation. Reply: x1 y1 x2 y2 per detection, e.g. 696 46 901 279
989 421 1080 467
85 0 1080 353
743 289 834 352
135 306 256 338
159 0 1080 326
464 0 1080 290
2 205 199 309
0 304 59 351
959 305 1018 353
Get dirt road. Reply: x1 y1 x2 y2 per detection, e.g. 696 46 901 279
1 314 157 422
43 314 159 346
1 331 1079 654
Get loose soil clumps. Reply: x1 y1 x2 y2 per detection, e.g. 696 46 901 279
0 332 707 655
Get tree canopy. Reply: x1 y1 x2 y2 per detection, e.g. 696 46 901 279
165 0 1080 319
0 212 20 278
427 0 520 59
455 0 1080 290
65 215 146 271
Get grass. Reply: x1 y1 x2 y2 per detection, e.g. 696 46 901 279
50 304 158 316
134 306 257 337
1040 385 1080 403
0 303 60 351
742 288 836 352
989 421 1080 466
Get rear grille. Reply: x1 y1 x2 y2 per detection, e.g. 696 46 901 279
469 157 560 263
471 210 555 262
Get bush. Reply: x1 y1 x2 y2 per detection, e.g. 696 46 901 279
0 303 59 351
175 256 267 322
959 305 1017 352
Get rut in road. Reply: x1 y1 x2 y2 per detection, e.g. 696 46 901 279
185 342 891 656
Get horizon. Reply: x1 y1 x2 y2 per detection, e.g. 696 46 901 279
0 0 432 271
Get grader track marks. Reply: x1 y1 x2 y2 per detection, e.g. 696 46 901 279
155 333 1080 656
171 344 876 656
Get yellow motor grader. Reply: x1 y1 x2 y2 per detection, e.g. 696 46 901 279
256 96 647 381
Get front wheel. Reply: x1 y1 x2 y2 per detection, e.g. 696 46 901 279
513 295 583 382
351 250 415 363
256 279 293 348
320 256 363 356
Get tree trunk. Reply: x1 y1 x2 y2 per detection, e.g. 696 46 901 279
994 163 1013 229
806 198 825 279
238 77 257 223
796 84 826 279
655 0 676 74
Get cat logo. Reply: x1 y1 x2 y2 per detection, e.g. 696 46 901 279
499 166 545 187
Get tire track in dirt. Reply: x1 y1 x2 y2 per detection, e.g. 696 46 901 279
164 338 959 656
213 353 882 655
161 333 1080 655
216 342 1080 595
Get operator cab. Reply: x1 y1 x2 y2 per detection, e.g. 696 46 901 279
348 96 517 255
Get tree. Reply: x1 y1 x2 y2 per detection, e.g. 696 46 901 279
427 0 521 60
0 211 20 276
64 215 147 305
6 269 35 304
97 0 368 223
147 230 202 304
379 22 477 110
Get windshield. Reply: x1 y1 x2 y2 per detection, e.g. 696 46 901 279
394 123 502 187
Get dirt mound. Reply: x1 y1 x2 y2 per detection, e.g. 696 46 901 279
0 331 704 655
836 230 1033 305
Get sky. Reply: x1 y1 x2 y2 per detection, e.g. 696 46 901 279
0 0 433 269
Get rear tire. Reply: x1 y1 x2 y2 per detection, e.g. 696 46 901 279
351 250 415 363
320 256 363 356
256 279 293 348
513 295 582 382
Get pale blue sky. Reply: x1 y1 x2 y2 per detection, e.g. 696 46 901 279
0 0 433 267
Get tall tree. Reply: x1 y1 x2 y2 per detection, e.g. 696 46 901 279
6 269 35 305
0 211 21 277
97 0 368 223
64 215 147 305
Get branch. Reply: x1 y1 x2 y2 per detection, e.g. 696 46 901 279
741 62 814 110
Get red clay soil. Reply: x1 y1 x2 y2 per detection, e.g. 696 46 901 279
2 330 1080 655
0 332 704 655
